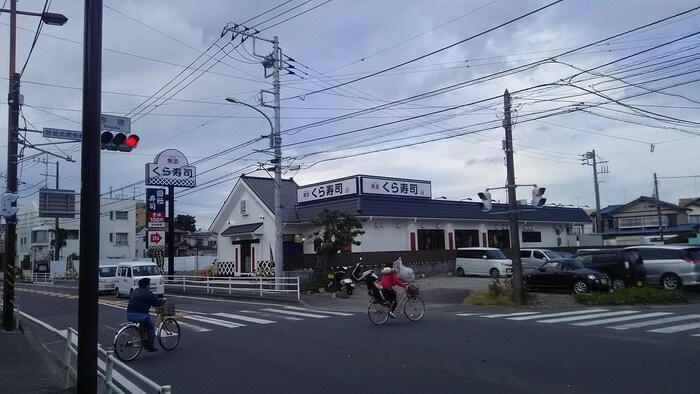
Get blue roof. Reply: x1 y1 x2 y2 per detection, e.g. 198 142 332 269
241 176 299 222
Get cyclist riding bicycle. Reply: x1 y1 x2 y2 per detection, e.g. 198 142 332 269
380 262 407 319
126 277 166 352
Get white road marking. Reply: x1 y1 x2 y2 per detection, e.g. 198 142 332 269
538 310 640 323
283 306 354 316
610 314 700 330
212 312 276 324
183 315 246 329
481 312 539 318
241 310 303 321
261 308 330 318
176 320 212 332
456 313 482 317
573 312 674 326
507 309 609 321
648 321 700 333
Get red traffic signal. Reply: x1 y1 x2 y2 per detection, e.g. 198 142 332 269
101 131 139 151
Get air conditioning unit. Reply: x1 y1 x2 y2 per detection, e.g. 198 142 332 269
240 200 248 216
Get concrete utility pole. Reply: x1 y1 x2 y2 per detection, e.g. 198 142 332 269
503 90 524 304
654 172 664 242
583 150 604 234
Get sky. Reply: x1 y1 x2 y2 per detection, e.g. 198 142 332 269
1 0 699 230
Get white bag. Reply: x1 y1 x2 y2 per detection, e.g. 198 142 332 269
393 257 415 283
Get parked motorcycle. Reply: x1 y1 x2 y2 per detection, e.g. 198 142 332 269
327 265 355 298
350 260 383 302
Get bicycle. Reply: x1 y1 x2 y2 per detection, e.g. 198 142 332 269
367 284 425 325
113 303 181 362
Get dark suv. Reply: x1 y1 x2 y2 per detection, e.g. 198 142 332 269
573 248 646 288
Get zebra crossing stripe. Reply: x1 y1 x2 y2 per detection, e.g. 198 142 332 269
481 312 540 318
284 306 354 316
538 310 640 323
507 309 609 321
610 314 700 330
177 320 212 332
573 312 674 326
456 313 481 317
184 315 246 328
212 313 276 324
241 310 303 321
261 308 330 318
648 321 700 333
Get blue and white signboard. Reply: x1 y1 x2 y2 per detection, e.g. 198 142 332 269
297 177 358 203
146 149 196 188
100 114 131 134
360 176 431 198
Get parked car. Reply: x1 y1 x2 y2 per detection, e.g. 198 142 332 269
630 245 700 290
455 247 512 278
98 264 118 294
524 258 611 294
115 261 165 298
573 248 646 289
520 249 568 271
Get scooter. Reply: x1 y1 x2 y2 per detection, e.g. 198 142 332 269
327 265 355 298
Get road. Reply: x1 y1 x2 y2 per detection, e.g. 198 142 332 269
13 282 700 393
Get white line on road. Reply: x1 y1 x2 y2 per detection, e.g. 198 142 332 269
212 312 276 324
240 310 303 321
284 306 354 316
183 315 246 328
610 314 700 330
481 312 540 318
538 310 640 324
176 320 212 332
573 312 674 326
507 309 609 321
261 308 330 318
455 313 482 317
648 321 700 333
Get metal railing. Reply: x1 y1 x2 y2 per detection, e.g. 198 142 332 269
26 272 54 283
64 327 171 393
165 274 300 300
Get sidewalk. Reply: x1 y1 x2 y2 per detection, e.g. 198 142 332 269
0 324 73 393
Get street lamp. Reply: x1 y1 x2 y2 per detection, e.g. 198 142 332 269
2 1 67 332
225 97 283 279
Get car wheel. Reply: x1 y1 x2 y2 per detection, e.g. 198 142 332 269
661 273 682 290
573 281 588 294
115 288 121 298
456 268 465 277
490 268 500 278
612 278 626 289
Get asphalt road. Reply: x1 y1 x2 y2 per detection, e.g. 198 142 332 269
13 282 700 393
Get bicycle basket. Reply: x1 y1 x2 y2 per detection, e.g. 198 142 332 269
406 284 419 296
156 303 175 316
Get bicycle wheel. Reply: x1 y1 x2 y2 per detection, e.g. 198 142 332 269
113 325 142 362
157 318 181 350
367 299 390 325
403 296 425 321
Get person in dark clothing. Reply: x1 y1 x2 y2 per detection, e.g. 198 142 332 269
127 277 166 352
380 262 407 319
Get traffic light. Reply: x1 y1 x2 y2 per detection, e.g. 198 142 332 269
532 187 546 207
101 131 139 151
1 193 19 219
477 191 492 212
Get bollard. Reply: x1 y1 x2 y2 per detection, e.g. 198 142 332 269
105 350 114 394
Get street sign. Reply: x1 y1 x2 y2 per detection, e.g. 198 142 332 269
145 149 196 188
146 188 166 228
148 231 165 248
43 127 82 141
100 114 131 134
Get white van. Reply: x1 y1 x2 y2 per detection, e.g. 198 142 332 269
115 261 165 298
456 247 513 278
98 264 118 294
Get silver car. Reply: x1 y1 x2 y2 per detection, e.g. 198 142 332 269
630 245 700 290
520 249 567 271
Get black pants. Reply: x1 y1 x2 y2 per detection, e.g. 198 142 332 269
381 288 398 311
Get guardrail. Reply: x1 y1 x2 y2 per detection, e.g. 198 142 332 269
27 273 54 283
64 327 171 393
165 274 300 301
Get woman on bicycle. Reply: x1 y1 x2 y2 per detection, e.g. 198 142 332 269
380 262 407 319
126 278 166 352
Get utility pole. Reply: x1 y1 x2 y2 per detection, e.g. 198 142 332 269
583 150 606 234
503 90 524 304
654 172 664 242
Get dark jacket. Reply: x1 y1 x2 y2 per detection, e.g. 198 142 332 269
127 287 165 314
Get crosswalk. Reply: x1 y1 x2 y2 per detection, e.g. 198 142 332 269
457 309 700 337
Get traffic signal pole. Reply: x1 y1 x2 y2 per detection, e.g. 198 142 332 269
503 90 524 304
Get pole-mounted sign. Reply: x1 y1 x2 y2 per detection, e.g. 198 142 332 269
146 149 196 187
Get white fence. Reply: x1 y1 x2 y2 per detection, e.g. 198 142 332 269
165 274 300 301
64 327 171 393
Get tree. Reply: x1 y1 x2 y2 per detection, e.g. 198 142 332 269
309 209 365 286
174 214 196 232
49 228 69 260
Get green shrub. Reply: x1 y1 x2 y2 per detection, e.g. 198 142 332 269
574 287 687 305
